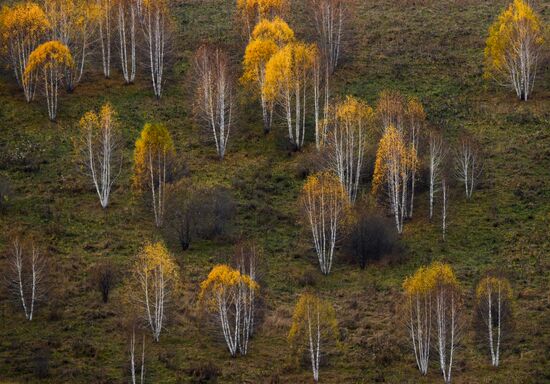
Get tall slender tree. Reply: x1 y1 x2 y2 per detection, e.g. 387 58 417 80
300 171 349 275
288 292 339 383
77 103 123 208
326 95 374 203
194 45 234 159
133 122 175 227
308 0 345 74
115 0 138 83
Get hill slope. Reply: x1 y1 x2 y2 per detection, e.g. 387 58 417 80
0 0 549 383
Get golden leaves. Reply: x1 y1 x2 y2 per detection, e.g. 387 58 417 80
0 2 49 44
24 40 74 78
262 42 318 102
199 264 258 310
476 276 513 301
288 292 338 347
403 261 459 297
133 122 175 190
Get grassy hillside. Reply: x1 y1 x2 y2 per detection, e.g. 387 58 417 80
0 0 549 383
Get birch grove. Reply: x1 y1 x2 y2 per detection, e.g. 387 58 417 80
428 130 446 220
140 0 170 98
116 0 137 83
24 40 74 120
300 171 349 275
288 292 338 383
372 125 417 234
263 42 317 150
242 17 295 134
8 238 45 321
484 0 545 101
476 276 513 367
0 2 49 102
133 123 175 227
454 136 482 200
326 96 373 203
193 45 234 159
131 242 180 342
77 103 123 208
309 0 345 74
199 264 259 356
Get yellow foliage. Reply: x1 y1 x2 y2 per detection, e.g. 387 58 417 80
0 2 49 46
371 125 417 195
262 42 318 101
199 264 258 310
301 171 348 205
484 0 544 80
376 89 405 130
24 40 73 79
237 0 288 25
251 16 294 43
133 122 175 190
79 102 117 134
135 242 179 278
406 97 425 123
335 95 374 128
288 292 338 347
241 17 294 86
476 276 513 301
403 261 459 297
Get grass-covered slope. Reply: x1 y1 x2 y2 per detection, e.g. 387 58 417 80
0 0 549 383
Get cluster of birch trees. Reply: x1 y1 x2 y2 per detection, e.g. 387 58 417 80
0 0 173 119
404 262 514 384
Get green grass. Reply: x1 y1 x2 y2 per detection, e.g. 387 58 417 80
0 0 549 383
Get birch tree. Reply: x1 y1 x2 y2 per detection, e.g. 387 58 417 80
236 0 289 38
44 0 97 91
97 0 113 78
242 17 294 134
454 136 482 199
131 242 180 342
300 171 350 275
403 265 433 375
232 242 261 355
0 2 50 102
427 130 446 220
326 96 374 203
309 0 345 74
77 103 123 208
140 0 171 98
405 97 425 218
8 238 45 321
199 264 259 356
115 0 138 83
133 122 175 227
193 45 234 159
372 125 417 234
484 0 545 100
24 40 74 120
288 292 338 383
475 275 513 367
431 262 462 384
263 42 317 150
312 50 330 149
129 325 146 384
404 262 461 381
